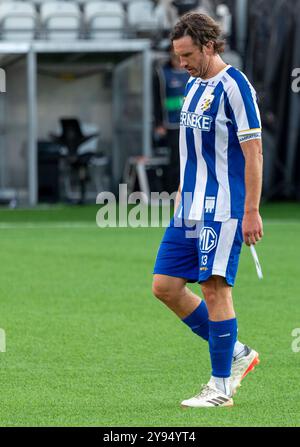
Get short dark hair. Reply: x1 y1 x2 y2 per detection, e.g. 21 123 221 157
170 12 225 54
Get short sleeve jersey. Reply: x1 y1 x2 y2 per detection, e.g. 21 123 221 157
178 64 262 222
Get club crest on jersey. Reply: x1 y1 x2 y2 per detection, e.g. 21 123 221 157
200 94 215 112
200 227 218 254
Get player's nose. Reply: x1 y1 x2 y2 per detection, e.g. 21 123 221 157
180 57 187 69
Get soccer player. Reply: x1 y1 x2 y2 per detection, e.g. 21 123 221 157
152 12 263 408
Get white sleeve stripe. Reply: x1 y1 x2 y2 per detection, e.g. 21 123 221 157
240 72 262 128
223 72 262 134
234 72 261 129
223 75 250 131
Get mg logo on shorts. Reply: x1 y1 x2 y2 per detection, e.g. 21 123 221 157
200 227 218 253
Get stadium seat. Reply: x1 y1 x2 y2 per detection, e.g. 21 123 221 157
172 0 200 15
84 1 124 40
153 0 178 31
0 1 36 41
127 0 159 34
40 1 81 41
216 3 232 37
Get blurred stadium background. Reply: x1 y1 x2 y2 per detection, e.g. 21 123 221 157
0 0 299 205
0 0 299 427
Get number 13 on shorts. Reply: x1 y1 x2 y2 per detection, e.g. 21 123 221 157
201 255 208 266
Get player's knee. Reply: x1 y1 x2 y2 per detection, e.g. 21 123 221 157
201 276 231 306
201 278 218 305
152 277 175 303
201 286 217 305
152 279 169 301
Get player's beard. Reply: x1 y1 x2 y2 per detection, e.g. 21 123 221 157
186 51 212 78
197 56 212 79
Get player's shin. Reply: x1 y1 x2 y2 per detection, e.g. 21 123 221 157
208 318 238 396
181 300 209 341
182 302 246 361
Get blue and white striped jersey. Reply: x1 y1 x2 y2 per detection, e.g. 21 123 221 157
178 64 262 222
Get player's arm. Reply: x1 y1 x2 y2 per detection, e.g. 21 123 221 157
224 71 264 246
240 139 263 246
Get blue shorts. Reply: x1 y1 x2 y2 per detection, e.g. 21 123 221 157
153 217 243 286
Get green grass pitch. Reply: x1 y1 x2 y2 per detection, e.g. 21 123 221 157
0 203 299 426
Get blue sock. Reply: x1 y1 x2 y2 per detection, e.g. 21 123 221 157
209 318 238 378
182 301 209 341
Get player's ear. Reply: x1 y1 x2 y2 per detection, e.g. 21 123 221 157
205 41 215 53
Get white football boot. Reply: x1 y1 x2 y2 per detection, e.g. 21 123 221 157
181 381 233 408
230 345 260 395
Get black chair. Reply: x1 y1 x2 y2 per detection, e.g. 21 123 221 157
50 118 100 204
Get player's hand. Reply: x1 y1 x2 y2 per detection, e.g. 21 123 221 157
242 210 263 246
155 126 167 137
